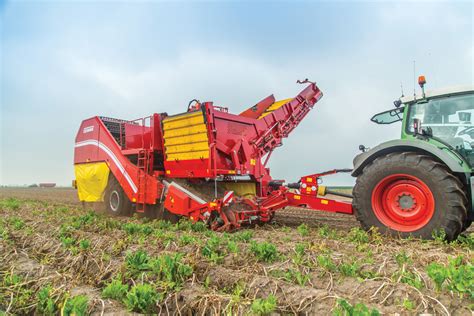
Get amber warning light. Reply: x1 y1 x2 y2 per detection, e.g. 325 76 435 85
418 75 426 87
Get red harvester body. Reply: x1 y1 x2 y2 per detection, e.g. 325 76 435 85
74 81 353 230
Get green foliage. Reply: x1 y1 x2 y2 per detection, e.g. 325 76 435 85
232 230 254 242
285 269 310 286
426 256 474 297
58 223 74 239
227 240 239 253
250 294 277 315
178 234 197 246
10 217 25 230
394 251 411 266
3 273 22 286
338 261 361 277
175 218 193 231
292 243 307 265
202 235 224 263
250 241 279 263
125 250 150 276
402 298 415 310
36 285 56 315
149 253 193 290
102 277 129 301
60 236 76 248
124 284 161 313
79 239 91 251
155 220 173 230
63 295 88 316
317 254 336 272
123 222 153 235
394 268 424 289
0 198 21 211
455 233 474 249
153 229 176 245
297 223 309 237
347 227 369 244
0 221 8 240
191 221 207 232
318 224 339 239
432 229 447 242
71 212 96 229
333 299 380 316
269 269 310 286
101 218 122 230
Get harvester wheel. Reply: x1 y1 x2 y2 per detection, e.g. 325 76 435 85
353 152 467 240
104 179 132 216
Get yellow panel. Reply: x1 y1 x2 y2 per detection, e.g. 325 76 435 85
74 162 110 202
163 111 210 161
163 111 202 123
259 98 293 119
164 133 208 146
163 124 208 138
223 182 256 198
163 116 204 130
166 141 209 154
167 150 209 161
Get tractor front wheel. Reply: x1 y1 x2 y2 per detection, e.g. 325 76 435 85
104 178 132 216
353 152 467 240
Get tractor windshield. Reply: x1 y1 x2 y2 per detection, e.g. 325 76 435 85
407 93 474 167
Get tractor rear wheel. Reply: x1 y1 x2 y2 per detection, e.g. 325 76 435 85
104 178 132 216
353 152 467 240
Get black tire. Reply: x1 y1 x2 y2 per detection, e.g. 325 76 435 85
462 218 472 232
104 178 133 216
353 152 467 241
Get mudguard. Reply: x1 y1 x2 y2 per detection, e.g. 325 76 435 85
352 139 470 177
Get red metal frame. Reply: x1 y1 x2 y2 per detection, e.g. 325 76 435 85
74 81 354 230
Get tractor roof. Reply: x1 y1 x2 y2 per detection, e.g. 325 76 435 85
401 85 474 104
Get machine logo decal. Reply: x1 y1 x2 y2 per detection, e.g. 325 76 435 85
75 140 138 193
83 126 94 133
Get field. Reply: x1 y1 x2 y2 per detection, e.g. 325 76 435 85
0 188 473 315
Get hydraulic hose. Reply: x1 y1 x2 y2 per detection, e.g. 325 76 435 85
325 189 353 199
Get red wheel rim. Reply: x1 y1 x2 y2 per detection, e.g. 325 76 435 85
371 174 435 232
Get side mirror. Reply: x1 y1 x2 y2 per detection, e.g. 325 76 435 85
413 118 422 135
393 99 402 108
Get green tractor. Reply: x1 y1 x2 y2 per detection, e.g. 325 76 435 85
352 76 473 240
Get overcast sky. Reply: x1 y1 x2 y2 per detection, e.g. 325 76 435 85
1 1 472 186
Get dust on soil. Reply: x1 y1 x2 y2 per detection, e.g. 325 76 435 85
0 188 473 315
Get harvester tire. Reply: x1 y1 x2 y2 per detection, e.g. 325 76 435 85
353 152 467 241
104 179 132 216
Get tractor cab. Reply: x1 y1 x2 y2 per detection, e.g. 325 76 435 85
371 78 474 168
404 91 474 167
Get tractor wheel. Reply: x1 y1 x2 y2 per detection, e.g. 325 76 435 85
462 219 472 232
104 179 132 216
353 152 467 241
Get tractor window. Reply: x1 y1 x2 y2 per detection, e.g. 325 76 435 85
371 107 404 124
407 93 474 166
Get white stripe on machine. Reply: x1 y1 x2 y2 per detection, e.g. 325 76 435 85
168 181 207 205
74 140 138 193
